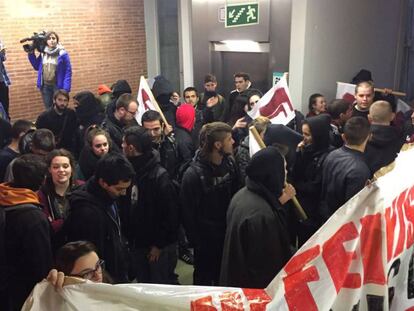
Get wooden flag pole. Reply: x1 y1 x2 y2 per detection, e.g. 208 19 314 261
373 88 406 97
140 76 171 128
336 81 406 97
249 126 308 221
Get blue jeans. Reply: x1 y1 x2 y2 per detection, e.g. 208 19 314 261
41 84 57 109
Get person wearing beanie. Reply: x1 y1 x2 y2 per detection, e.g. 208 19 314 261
105 80 132 117
97 84 113 110
175 104 196 161
220 146 294 288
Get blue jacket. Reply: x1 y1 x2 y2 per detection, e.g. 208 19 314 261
28 49 72 92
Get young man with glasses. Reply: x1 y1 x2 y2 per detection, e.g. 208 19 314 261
64 153 135 283
102 93 138 148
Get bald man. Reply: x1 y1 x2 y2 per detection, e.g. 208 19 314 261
364 100 404 174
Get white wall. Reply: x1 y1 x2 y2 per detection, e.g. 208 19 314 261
289 0 405 113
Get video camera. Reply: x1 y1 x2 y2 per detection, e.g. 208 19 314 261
20 31 47 53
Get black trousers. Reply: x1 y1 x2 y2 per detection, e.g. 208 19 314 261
0 81 9 118
193 237 224 286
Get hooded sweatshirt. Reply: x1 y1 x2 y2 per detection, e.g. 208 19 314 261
0 183 52 310
364 124 404 174
0 183 40 206
176 103 196 131
220 146 292 288
175 104 196 161
74 91 104 127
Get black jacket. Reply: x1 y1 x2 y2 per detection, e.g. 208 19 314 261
153 135 179 178
36 108 78 153
292 115 334 220
65 177 128 282
234 135 250 185
220 179 292 288
101 110 125 148
125 152 179 249
180 153 241 246
174 126 195 162
1 197 52 310
364 124 404 174
320 146 371 221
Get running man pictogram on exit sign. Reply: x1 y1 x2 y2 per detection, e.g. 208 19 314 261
225 3 259 28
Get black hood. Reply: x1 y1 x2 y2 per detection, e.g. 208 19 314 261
264 124 303 170
246 146 285 199
111 80 132 98
127 150 159 178
68 176 114 210
152 75 173 99
74 91 104 124
306 114 332 152
369 125 401 148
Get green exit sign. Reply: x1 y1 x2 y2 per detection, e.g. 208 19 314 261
225 3 259 28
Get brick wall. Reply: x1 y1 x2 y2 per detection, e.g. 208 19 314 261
0 0 147 121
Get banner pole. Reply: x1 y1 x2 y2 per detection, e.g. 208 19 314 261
140 76 171 127
249 126 308 220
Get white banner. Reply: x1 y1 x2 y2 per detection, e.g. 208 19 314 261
24 146 414 310
136 76 157 125
247 76 295 125
336 82 356 103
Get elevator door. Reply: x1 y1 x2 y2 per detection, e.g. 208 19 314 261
212 51 270 97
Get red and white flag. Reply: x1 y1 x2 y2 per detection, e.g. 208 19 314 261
247 76 295 125
136 76 158 125
336 82 356 103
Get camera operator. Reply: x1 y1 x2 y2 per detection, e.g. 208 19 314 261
0 38 10 119
27 31 72 109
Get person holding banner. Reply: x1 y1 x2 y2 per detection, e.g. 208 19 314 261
141 110 179 178
220 146 293 288
320 117 371 220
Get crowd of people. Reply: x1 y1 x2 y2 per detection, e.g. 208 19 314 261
0 31 413 310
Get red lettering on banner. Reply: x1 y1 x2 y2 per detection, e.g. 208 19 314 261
191 295 217 311
322 222 361 292
241 289 271 311
393 189 408 258
405 186 414 249
219 291 243 311
283 246 320 311
385 205 397 263
360 213 386 285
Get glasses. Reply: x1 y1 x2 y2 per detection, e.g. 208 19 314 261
127 110 137 116
70 259 105 280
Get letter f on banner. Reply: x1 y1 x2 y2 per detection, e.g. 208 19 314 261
247 75 295 125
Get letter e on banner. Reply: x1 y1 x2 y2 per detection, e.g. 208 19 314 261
322 222 361 293
283 245 320 311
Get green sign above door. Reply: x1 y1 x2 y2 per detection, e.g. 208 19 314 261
225 3 259 28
